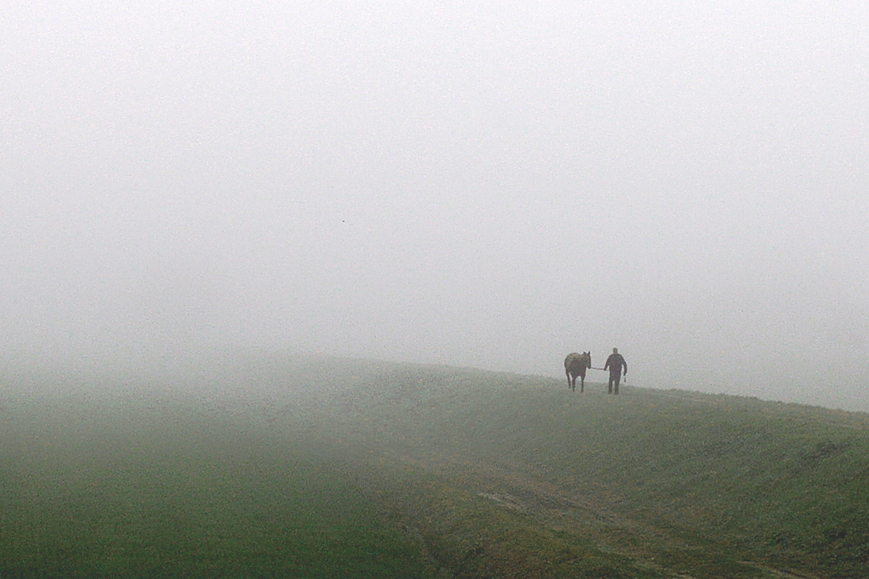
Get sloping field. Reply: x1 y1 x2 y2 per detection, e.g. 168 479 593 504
265 356 869 578
1 357 867 578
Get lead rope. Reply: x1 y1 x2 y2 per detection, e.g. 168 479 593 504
590 367 627 386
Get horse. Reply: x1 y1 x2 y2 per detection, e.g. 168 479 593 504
564 352 591 393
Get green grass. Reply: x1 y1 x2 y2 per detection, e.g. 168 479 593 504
0 383 437 578
2 357 868 578
363 465 670 579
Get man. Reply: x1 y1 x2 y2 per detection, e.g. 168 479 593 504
604 348 627 395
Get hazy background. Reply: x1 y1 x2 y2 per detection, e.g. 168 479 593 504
2 1 867 409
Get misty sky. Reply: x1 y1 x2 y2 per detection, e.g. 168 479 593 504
2 2 867 409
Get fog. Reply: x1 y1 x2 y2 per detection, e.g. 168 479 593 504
2 2 867 409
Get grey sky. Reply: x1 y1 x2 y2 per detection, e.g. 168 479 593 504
2 2 867 409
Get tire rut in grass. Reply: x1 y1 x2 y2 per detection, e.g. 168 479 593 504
371 449 830 579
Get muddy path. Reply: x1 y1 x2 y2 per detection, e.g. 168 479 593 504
365 448 825 579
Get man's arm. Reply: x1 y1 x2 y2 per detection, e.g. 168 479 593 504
622 356 627 375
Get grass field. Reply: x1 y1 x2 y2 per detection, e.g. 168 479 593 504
0 376 437 578
1 357 867 578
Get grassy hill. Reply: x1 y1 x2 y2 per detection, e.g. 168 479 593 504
1 356 867 578
267 356 869 578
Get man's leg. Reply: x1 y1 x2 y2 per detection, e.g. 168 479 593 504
614 373 621 395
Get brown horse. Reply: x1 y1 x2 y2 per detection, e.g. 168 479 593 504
564 352 591 393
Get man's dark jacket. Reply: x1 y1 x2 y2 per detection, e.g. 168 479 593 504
604 353 627 376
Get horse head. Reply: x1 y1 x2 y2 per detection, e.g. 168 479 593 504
584 352 591 368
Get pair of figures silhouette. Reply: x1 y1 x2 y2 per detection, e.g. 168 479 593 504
564 348 627 394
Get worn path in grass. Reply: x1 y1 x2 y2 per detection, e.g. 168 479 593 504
364 446 830 579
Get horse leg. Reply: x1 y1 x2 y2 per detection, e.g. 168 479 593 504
566 371 572 390
580 373 585 393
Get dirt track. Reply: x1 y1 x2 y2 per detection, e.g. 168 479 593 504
371 449 824 579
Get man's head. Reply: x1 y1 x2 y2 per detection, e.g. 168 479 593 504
613 348 618 354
